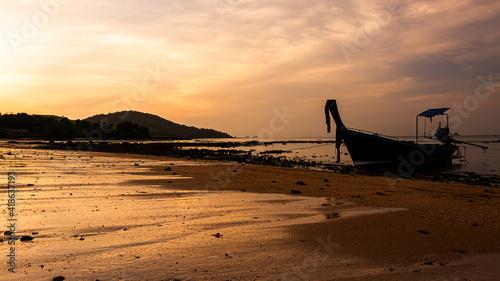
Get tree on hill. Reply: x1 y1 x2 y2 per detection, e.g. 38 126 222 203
0 113 150 140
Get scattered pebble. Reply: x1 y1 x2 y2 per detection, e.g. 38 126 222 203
164 167 172 171
291 189 301 194
296 181 307 185
325 212 340 219
376 192 389 196
53 276 66 281
417 230 430 235
212 233 223 238
20 235 34 242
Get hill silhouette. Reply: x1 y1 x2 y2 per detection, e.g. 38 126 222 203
0 113 150 139
85 111 231 139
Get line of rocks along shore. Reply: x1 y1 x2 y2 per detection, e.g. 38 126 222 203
21 140 500 188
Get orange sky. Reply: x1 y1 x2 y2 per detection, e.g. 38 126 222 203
1 0 499 137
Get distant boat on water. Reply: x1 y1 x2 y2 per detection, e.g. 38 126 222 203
325 100 487 168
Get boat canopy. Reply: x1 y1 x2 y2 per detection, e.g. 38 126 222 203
417 108 450 117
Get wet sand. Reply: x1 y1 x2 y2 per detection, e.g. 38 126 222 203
0 147 499 280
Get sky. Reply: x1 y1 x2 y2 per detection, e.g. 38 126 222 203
1 0 499 137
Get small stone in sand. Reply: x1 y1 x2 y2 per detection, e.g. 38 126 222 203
53 276 66 281
325 212 340 219
27 184 35 186
376 192 389 196
164 167 172 171
417 230 430 235
212 233 223 238
20 235 34 242
323 179 330 182
296 181 307 185
135 163 139 166
4 231 13 236
291 189 301 194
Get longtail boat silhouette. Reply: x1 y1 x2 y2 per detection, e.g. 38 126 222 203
325 100 487 167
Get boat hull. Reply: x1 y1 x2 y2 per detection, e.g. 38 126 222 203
341 129 458 167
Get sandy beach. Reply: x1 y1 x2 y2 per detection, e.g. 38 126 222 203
1 146 499 280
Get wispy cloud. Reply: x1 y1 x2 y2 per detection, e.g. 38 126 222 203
1 0 499 136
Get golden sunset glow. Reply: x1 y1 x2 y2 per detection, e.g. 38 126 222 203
1 0 499 137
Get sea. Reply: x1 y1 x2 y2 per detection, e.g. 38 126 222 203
143 135 500 177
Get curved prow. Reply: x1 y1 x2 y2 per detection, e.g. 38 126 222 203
325 100 344 132
325 100 345 162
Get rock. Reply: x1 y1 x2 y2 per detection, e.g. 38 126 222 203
134 163 139 166
296 181 307 185
323 179 330 182
164 167 172 171
20 235 34 242
53 276 66 281
325 212 340 219
417 230 430 235
212 233 223 238
376 192 389 196
291 189 301 194
27 184 35 186
4 231 13 236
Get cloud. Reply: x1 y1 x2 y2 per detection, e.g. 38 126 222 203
1 0 499 136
